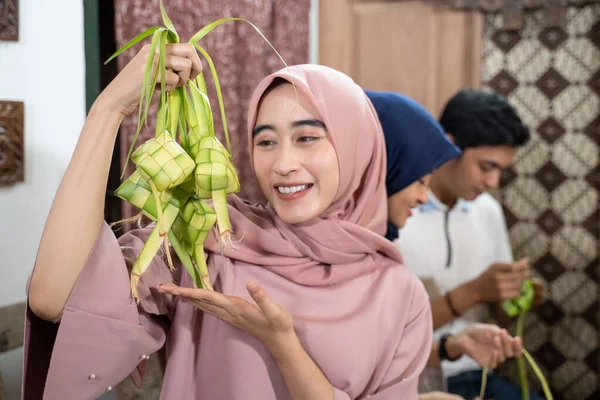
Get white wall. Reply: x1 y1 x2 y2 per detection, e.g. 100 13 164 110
0 0 85 306
0 1 85 398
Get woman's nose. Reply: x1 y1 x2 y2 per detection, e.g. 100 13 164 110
272 145 301 176
417 187 429 204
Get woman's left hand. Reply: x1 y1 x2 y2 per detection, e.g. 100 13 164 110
158 281 295 357
447 323 522 369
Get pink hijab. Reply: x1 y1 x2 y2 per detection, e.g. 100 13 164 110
204 64 404 285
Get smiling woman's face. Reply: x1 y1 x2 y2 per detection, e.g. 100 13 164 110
252 83 340 224
387 174 432 229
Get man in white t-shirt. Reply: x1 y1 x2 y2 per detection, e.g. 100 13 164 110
397 89 543 400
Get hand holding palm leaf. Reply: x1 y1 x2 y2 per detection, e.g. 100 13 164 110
106 1 291 301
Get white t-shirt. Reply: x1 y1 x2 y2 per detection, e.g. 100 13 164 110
396 190 513 379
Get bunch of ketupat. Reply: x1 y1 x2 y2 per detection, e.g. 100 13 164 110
106 1 289 301
479 280 553 400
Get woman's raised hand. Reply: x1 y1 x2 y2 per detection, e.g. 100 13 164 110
96 43 202 118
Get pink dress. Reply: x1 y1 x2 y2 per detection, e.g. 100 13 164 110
22 222 432 399
23 64 433 400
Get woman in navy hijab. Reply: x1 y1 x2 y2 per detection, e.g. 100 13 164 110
367 90 526 400
365 90 460 241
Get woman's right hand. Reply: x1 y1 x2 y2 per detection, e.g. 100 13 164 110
96 43 203 118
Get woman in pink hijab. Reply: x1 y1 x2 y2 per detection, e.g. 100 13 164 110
25 44 431 399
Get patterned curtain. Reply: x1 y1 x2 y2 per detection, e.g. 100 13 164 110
114 0 310 222
484 5 599 400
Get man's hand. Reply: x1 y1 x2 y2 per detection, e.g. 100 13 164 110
531 277 544 309
470 258 529 303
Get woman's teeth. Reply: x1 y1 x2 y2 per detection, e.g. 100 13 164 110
277 185 308 194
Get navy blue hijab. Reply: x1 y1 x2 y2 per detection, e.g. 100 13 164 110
365 90 461 241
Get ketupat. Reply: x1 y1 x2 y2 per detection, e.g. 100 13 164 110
106 0 293 301
479 279 553 400
185 80 240 243
502 279 535 318
503 279 536 400
171 199 217 291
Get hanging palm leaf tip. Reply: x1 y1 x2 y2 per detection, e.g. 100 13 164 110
105 0 294 301
479 280 553 400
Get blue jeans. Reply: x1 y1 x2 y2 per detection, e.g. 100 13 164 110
447 370 545 400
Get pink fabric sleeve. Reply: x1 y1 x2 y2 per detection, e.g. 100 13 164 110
330 306 432 400
329 278 432 400
333 387 352 400
368 284 433 400
22 222 175 399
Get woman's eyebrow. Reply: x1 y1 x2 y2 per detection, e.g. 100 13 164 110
252 124 276 137
253 119 327 137
291 119 326 130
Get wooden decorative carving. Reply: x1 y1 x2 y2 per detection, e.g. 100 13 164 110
0 101 24 185
0 0 18 41
0 301 25 353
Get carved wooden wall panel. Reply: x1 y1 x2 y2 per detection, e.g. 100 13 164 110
0 101 24 185
0 0 18 41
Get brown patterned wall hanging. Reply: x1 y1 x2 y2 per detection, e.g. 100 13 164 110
440 0 598 11
484 5 599 400
0 0 18 41
114 0 310 222
0 101 24 186
437 0 599 29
